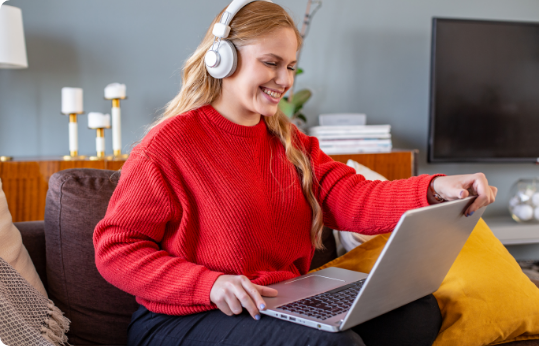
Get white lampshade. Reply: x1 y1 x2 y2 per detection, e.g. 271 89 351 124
0 4 28 69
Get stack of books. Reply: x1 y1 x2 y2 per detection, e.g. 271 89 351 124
308 125 392 154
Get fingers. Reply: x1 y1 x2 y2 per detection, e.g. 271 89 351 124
210 275 273 320
255 285 279 298
236 277 263 320
465 173 496 216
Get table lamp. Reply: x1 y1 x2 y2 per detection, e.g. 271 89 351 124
0 3 28 161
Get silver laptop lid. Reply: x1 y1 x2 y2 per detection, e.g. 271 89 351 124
340 197 485 330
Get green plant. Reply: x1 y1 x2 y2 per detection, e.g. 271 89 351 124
278 86 311 123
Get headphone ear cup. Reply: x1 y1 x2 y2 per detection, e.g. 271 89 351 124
205 40 238 79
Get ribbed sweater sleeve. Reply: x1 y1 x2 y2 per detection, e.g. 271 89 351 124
93 150 223 313
296 130 438 235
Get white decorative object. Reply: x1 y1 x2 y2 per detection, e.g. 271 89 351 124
513 205 533 222
319 113 366 126
104 83 127 158
88 112 110 159
111 106 121 154
88 112 110 129
61 87 84 159
68 121 78 155
0 4 27 69
104 83 126 99
509 178 539 223
61 87 83 114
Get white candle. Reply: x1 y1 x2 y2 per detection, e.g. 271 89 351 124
88 112 111 129
112 107 121 153
104 83 126 99
62 87 83 114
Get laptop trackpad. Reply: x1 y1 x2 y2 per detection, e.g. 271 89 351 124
286 274 345 287
273 274 346 300
264 267 368 308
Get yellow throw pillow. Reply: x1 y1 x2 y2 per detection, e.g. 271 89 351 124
311 219 539 346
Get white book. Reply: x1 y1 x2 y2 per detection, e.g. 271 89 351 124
321 146 393 155
314 133 392 140
319 113 366 126
309 125 391 136
319 139 392 146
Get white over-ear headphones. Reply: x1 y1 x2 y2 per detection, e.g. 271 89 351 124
205 0 273 79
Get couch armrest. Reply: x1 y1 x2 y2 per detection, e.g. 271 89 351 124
15 221 47 291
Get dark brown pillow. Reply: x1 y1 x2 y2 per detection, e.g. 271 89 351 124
45 169 138 345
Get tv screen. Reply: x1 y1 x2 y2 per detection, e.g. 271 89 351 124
428 18 539 163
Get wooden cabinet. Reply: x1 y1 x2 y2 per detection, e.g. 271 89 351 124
0 149 417 222
0 158 126 222
329 149 417 181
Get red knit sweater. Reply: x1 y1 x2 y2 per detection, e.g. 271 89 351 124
93 105 434 316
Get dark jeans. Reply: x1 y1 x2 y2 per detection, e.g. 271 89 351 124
127 294 442 346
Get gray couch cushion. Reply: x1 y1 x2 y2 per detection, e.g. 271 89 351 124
45 168 138 345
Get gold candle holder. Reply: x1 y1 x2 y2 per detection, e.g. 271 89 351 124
88 112 111 160
0 156 13 162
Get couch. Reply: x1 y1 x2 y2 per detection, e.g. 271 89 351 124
14 168 539 346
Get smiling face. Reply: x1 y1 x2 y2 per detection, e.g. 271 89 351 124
213 27 298 125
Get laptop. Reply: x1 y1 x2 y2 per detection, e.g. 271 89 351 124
260 197 485 332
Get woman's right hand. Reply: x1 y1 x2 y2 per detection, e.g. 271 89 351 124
210 275 278 320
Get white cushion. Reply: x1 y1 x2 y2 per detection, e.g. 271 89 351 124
334 160 389 255
0 178 47 297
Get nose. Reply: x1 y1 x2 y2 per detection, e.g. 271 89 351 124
274 66 293 90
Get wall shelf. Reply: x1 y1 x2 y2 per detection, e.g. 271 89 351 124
483 216 539 246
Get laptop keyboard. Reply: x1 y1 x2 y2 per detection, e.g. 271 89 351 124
276 279 366 321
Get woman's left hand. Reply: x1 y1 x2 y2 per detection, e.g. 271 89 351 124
430 173 498 216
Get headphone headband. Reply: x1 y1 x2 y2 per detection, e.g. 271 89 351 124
212 0 273 39
206 0 273 79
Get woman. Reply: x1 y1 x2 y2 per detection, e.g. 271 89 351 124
93 2 497 345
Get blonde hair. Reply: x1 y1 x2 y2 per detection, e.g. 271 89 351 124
154 2 325 249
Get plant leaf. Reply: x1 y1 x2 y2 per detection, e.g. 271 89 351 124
290 89 312 109
295 68 304 76
278 98 295 118
296 113 307 123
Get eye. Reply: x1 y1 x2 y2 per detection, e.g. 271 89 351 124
288 66 296 71
264 62 277 67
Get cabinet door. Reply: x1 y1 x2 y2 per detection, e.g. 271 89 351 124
329 150 418 181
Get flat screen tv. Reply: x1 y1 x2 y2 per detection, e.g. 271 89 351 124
428 18 539 163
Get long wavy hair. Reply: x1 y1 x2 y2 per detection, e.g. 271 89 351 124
152 1 325 249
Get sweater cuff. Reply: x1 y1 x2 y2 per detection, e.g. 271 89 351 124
192 270 225 306
423 174 446 206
